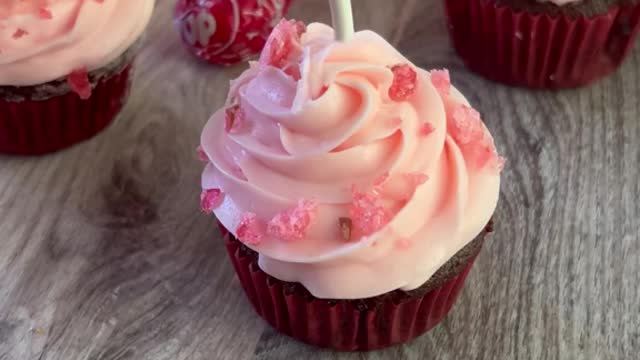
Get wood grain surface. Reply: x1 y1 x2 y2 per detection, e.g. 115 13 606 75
1 0 639 359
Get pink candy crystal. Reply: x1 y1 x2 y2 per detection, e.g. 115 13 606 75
67 67 92 100
38 7 52 19
449 104 504 172
200 189 224 214
430 69 451 96
224 104 245 133
12 28 28 39
236 213 264 245
196 145 208 162
419 122 435 137
259 19 306 80
388 64 417 101
267 199 317 241
349 187 391 236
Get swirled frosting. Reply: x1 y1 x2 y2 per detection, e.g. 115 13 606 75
201 21 503 300
0 0 155 86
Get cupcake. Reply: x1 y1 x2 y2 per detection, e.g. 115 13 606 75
0 1 155 155
199 19 504 351
444 0 640 88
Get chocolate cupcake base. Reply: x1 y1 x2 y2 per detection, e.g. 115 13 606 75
222 221 493 351
0 48 136 155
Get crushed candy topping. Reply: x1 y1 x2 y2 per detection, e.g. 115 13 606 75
224 104 245 133
388 64 417 101
12 28 28 39
339 217 353 242
449 104 504 172
430 69 451 96
200 189 224 214
37 7 52 19
67 68 92 100
350 186 391 237
196 145 208 162
259 19 307 80
236 213 264 245
267 199 317 242
419 122 435 137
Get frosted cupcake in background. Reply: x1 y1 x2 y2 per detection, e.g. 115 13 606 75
444 0 640 88
0 0 155 155
198 16 504 351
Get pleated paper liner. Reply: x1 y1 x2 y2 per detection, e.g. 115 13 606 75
444 1 640 88
0 64 133 155
223 222 492 351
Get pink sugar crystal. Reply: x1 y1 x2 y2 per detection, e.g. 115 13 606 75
259 19 306 80
38 7 52 19
449 105 484 145
350 187 391 236
12 28 28 39
67 68 92 100
236 213 264 245
419 122 435 137
200 189 224 214
267 199 318 242
196 145 208 162
224 104 245 133
430 69 451 96
388 64 417 101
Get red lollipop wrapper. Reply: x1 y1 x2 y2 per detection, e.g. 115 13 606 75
221 221 491 351
175 0 294 65
444 1 640 88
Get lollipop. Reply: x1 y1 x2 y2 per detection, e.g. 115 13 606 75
175 0 294 65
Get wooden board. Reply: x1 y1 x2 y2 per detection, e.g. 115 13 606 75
1 1 638 359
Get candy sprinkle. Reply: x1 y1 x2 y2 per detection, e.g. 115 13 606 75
12 28 28 39
38 8 53 19
236 213 264 245
267 199 318 242
259 19 307 80
389 64 417 101
200 189 224 214
224 104 245 134
67 68 92 100
350 187 391 236
430 69 451 96
196 145 208 162
418 122 435 137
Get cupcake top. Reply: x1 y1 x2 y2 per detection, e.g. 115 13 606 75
494 0 638 17
0 0 155 86
200 20 503 300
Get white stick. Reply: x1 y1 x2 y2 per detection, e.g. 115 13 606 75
329 0 354 42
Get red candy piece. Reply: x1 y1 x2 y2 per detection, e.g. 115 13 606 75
350 187 391 237
196 145 208 162
449 104 504 171
419 122 435 137
67 67 92 100
200 189 224 214
389 64 417 101
224 104 245 133
259 19 306 79
12 28 28 39
430 69 451 96
267 199 317 241
175 0 294 66
236 212 264 245
38 7 52 19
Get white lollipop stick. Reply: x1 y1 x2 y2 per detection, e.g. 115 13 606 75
329 0 354 42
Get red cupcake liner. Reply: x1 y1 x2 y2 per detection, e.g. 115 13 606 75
0 65 133 155
224 229 484 351
444 1 640 88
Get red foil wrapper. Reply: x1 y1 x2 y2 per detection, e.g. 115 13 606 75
224 229 484 351
175 0 294 65
444 1 640 88
0 65 132 155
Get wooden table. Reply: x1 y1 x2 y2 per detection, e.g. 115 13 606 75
1 1 638 359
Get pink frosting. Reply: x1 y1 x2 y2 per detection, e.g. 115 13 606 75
0 0 155 86
201 23 502 300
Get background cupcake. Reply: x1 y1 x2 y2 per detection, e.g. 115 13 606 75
444 0 640 88
0 0 155 155
199 19 503 351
